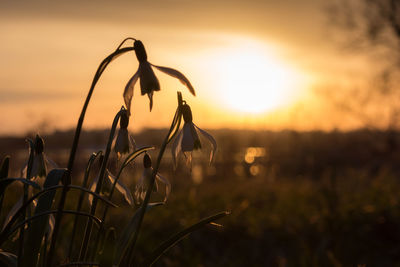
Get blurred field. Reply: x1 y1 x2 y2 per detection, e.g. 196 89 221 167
1 128 400 266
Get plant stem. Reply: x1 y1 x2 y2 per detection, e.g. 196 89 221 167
88 167 125 261
47 41 134 265
124 92 183 265
78 109 123 261
67 46 134 173
45 170 71 267
68 152 102 260
89 148 151 261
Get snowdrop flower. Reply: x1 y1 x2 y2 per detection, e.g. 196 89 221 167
172 103 217 169
88 155 134 206
123 40 196 113
88 169 134 206
114 109 136 160
6 135 56 233
31 135 47 179
22 134 56 181
134 154 171 204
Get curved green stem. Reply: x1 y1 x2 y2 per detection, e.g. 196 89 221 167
48 39 134 266
67 45 134 173
78 108 123 261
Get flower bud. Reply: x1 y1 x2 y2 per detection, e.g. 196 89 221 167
143 153 152 168
134 40 147 63
34 134 44 154
181 104 193 123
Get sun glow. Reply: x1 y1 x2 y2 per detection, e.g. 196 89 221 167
211 40 304 114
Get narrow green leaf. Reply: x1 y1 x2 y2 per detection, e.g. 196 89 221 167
0 251 17 267
113 202 163 266
21 169 66 267
144 211 230 266
10 210 102 235
0 178 41 197
0 179 40 233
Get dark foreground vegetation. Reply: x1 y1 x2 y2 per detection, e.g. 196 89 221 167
1 128 400 266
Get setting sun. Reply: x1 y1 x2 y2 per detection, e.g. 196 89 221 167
210 40 304 114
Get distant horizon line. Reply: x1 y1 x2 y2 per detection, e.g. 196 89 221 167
0 126 395 139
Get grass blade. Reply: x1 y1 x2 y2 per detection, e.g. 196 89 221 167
21 169 66 267
143 211 230 266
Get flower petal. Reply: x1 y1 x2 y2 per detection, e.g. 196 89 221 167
194 124 217 164
171 130 183 168
129 135 137 152
181 123 195 152
140 62 160 95
156 173 171 202
135 168 151 203
134 176 144 204
44 155 58 170
88 175 99 206
147 91 154 111
114 128 130 159
45 214 55 240
123 69 140 115
183 151 193 170
31 154 47 180
151 64 196 96
106 170 134 206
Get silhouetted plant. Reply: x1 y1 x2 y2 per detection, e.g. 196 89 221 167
0 38 228 267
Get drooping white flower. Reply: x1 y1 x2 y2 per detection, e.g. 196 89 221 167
134 154 171 204
5 135 56 237
22 134 57 181
172 103 217 169
114 109 136 160
88 160 134 206
123 40 196 113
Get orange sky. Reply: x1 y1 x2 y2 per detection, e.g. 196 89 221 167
0 0 377 135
